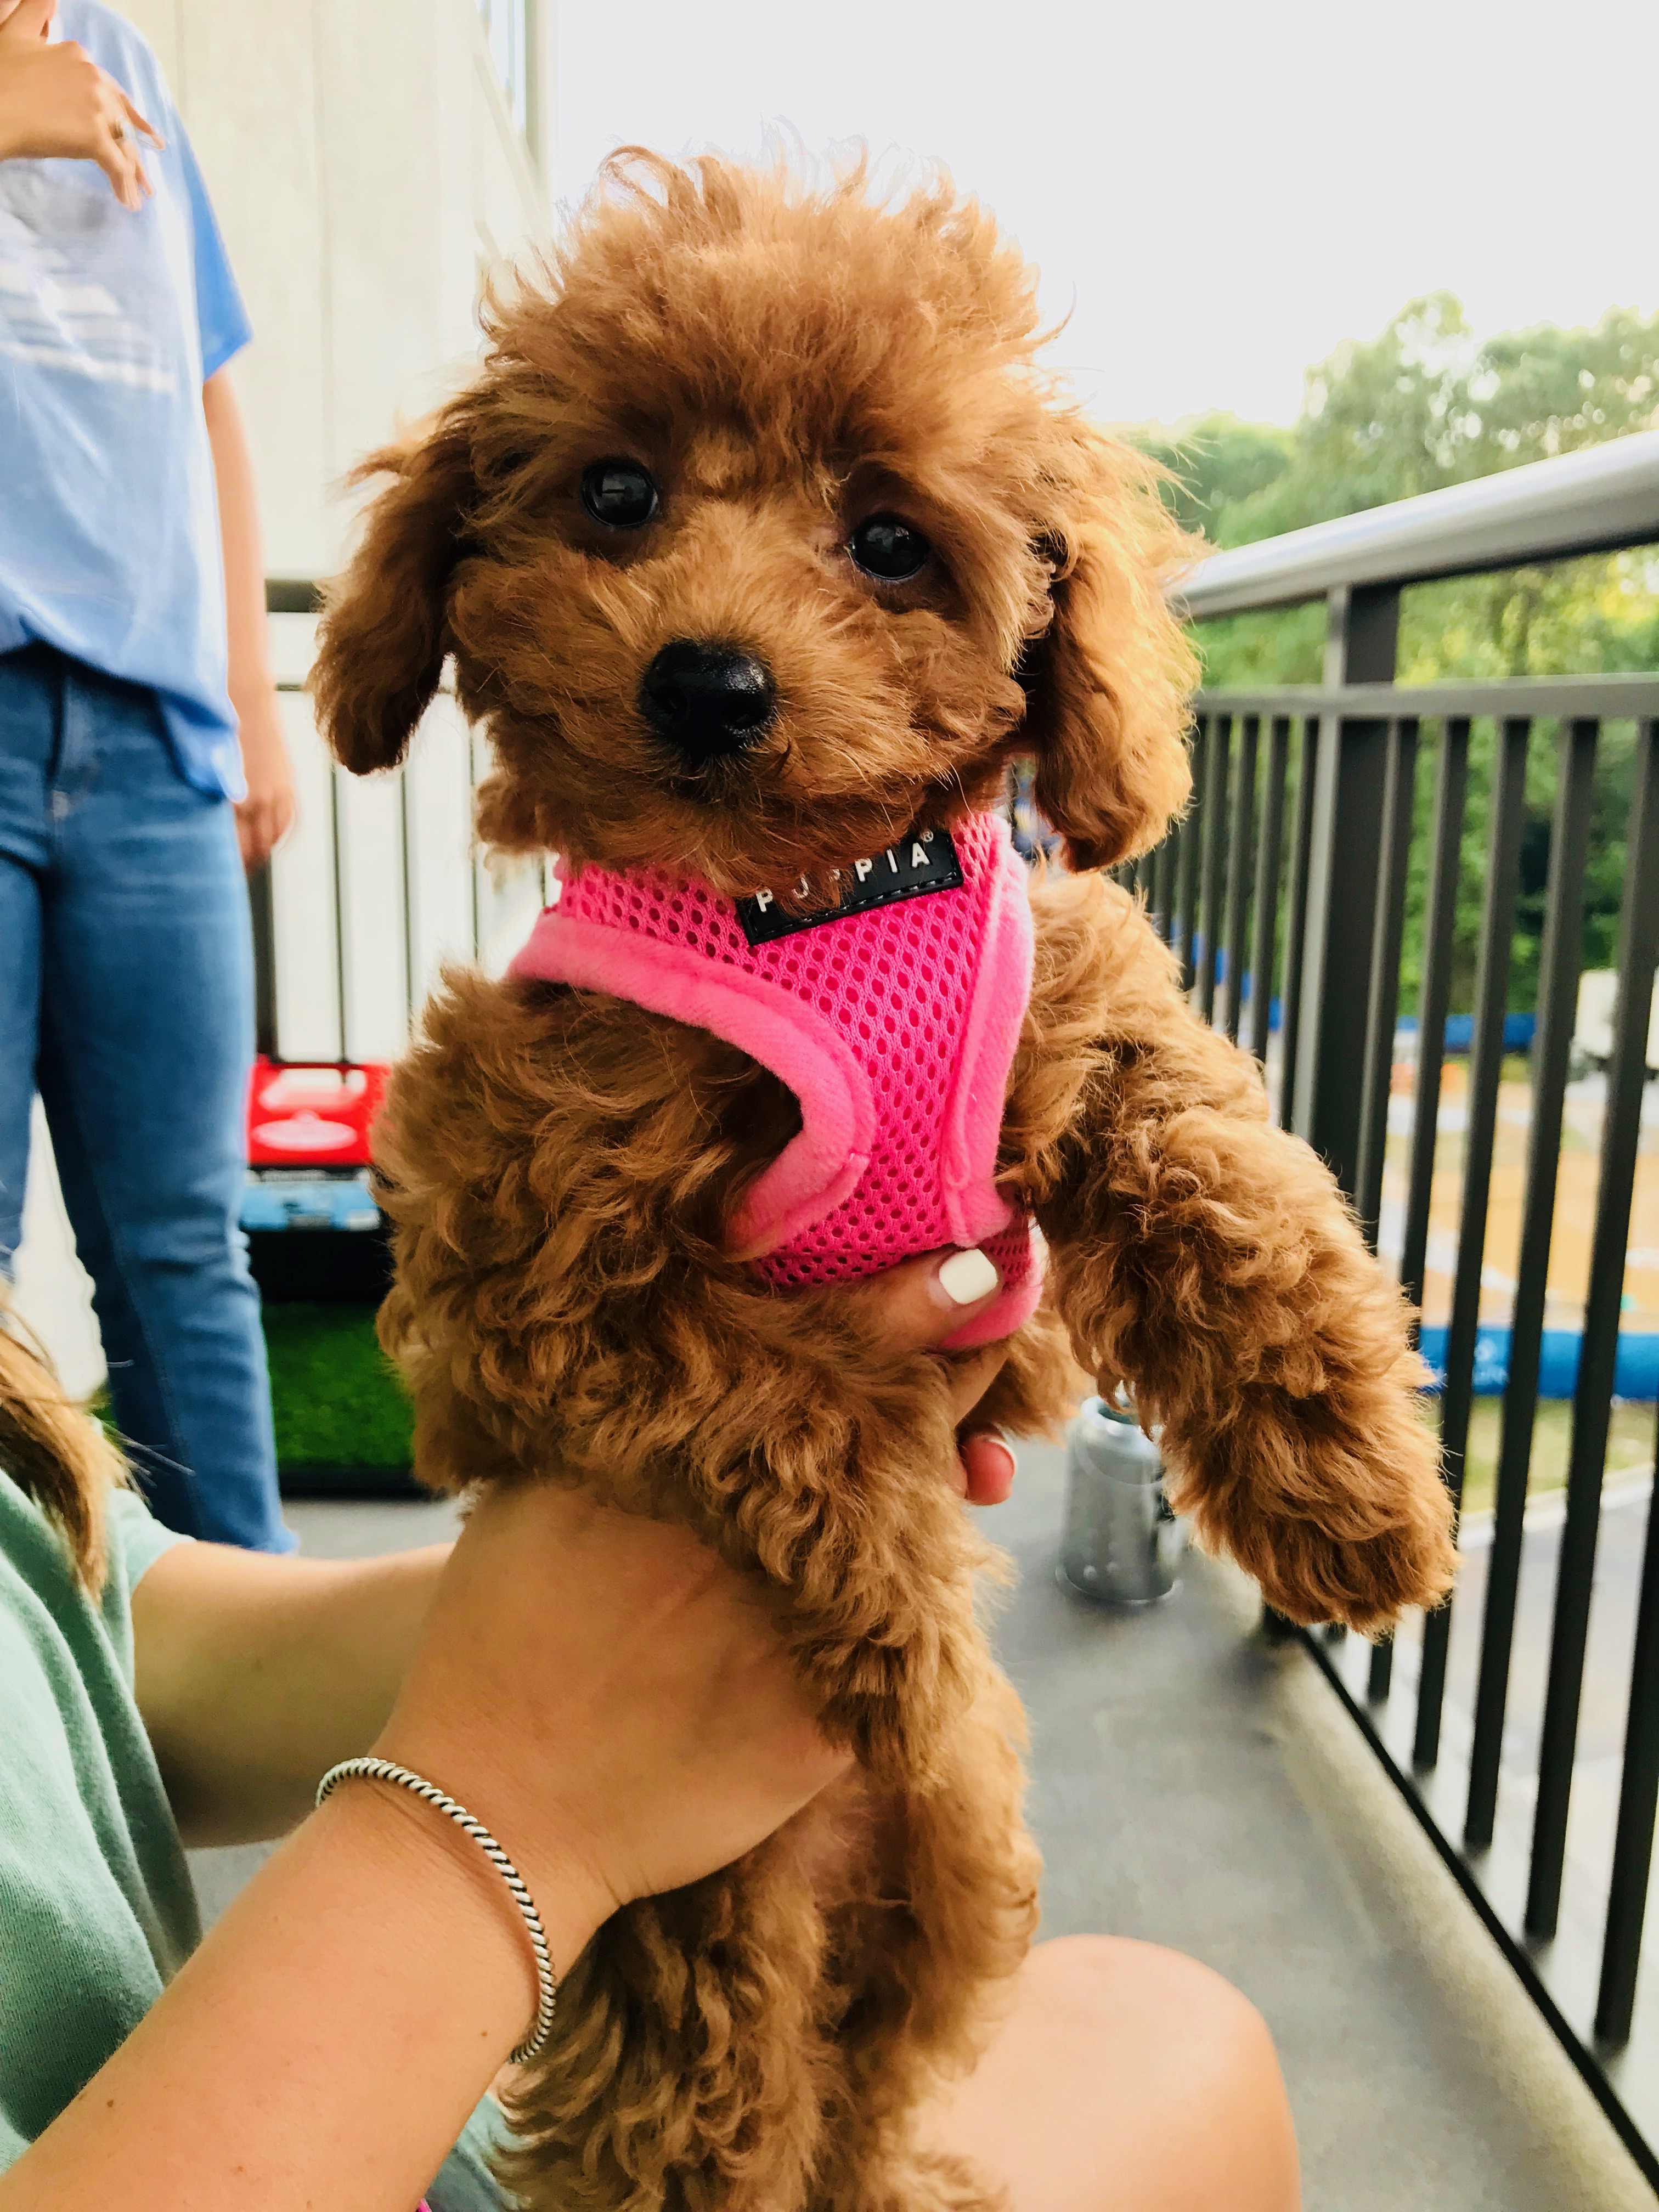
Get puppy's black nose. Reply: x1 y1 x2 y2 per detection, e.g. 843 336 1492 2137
639 641 775 763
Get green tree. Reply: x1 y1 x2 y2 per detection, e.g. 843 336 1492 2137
1149 294 1659 559
1133 413 1295 542
1133 298 1659 1014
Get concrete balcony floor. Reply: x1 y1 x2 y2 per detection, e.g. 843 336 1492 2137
192 1444 1655 2211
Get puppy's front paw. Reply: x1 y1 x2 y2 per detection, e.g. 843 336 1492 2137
1171 1400 1458 1636
1249 1503 1457 1635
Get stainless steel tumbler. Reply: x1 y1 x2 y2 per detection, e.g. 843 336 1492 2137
1057 1393 1181 1606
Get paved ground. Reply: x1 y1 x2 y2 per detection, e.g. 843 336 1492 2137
190 1451 1655 2210
981 1443 1654 2212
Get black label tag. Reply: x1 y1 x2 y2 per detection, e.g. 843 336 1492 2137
736 828 963 946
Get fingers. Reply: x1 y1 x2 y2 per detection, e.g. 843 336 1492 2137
835 1248 1017 1503
118 84 162 146
1 0 56 40
235 791 295 873
958 1433 1017 1506
91 127 141 209
940 1338 1006 1427
842 1244 1003 1357
936 1317 1013 1503
97 78 148 205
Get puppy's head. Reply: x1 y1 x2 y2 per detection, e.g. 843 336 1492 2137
313 151 1197 888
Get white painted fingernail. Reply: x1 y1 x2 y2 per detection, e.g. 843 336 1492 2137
937 1248 999 1305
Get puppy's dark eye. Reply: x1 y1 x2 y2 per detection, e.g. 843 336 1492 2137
849 514 930 582
580 459 659 529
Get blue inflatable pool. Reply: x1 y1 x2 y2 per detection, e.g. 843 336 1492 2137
1417 1324 1659 1402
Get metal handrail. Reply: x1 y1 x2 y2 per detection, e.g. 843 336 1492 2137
1171 429 1659 618
1192 675 1659 719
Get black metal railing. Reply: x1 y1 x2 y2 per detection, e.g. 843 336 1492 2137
1141 433 1659 2187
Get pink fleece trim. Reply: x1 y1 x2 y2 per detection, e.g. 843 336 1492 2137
939 820 1034 1250
509 915 876 1254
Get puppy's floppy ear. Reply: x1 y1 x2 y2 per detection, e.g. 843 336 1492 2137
1022 431 1198 872
311 415 475 776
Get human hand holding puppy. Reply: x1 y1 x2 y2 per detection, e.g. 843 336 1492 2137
1 1246 1013 2212
374 1241 1017 1939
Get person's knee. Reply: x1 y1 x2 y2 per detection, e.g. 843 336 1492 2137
1026 1937 1299 2211
1028 1931 1264 2036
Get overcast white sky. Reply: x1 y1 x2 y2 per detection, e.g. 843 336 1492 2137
555 0 1656 431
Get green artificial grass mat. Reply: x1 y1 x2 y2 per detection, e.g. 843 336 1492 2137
262 1303 413 1468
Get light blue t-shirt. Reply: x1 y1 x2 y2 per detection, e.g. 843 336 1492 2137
0 1 252 799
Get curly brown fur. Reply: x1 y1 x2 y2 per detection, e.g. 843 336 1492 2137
314 150 1454 2211
311 149 1194 885
1007 871 1455 1633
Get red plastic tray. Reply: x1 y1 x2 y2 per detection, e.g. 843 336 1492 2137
246 1057 390 1169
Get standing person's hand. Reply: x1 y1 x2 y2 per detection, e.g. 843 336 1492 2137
0 0 161 211
233 693 296 871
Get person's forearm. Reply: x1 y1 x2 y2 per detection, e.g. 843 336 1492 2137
133 1541 450 1846
0 1782 605 2212
204 365 296 865
202 366 272 718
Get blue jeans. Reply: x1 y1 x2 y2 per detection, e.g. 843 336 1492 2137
0 644 290 1551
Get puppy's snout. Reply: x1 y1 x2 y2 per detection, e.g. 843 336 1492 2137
640 641 776 764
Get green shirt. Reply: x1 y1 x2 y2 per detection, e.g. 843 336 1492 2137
0 1469 198 2165
0 1467 508 2207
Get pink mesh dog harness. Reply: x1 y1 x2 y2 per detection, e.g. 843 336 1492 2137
509 810 1042 1351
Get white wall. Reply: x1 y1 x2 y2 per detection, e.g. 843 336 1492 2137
119 0 551 578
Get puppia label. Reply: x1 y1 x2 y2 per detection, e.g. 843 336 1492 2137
735 828 963 946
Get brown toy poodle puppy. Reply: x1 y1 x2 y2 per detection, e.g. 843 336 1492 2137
312 151 1455 2212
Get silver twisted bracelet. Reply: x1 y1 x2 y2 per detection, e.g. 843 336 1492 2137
315 1756 558 2065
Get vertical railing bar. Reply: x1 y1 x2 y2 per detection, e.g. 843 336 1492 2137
1371 716 1433 1699
1150 822 1174 944
399 765 417 1035
1397 720 1472 1315
1246 716 1290 1067
1157 821 1178 946
1222 714 1260 1045
329 760 349 1063
1529 717 1659 1938
1177 718 1206 993
1198 713 1232 1021
1152 820 1176 944
1354 718 1420 1250
1276 717 1319 1132
1597 1396 1659 2043
1414 715 1531 1771
247 860 278 1062
1464 719 1599 1850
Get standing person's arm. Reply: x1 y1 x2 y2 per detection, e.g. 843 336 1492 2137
202 368 295 871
